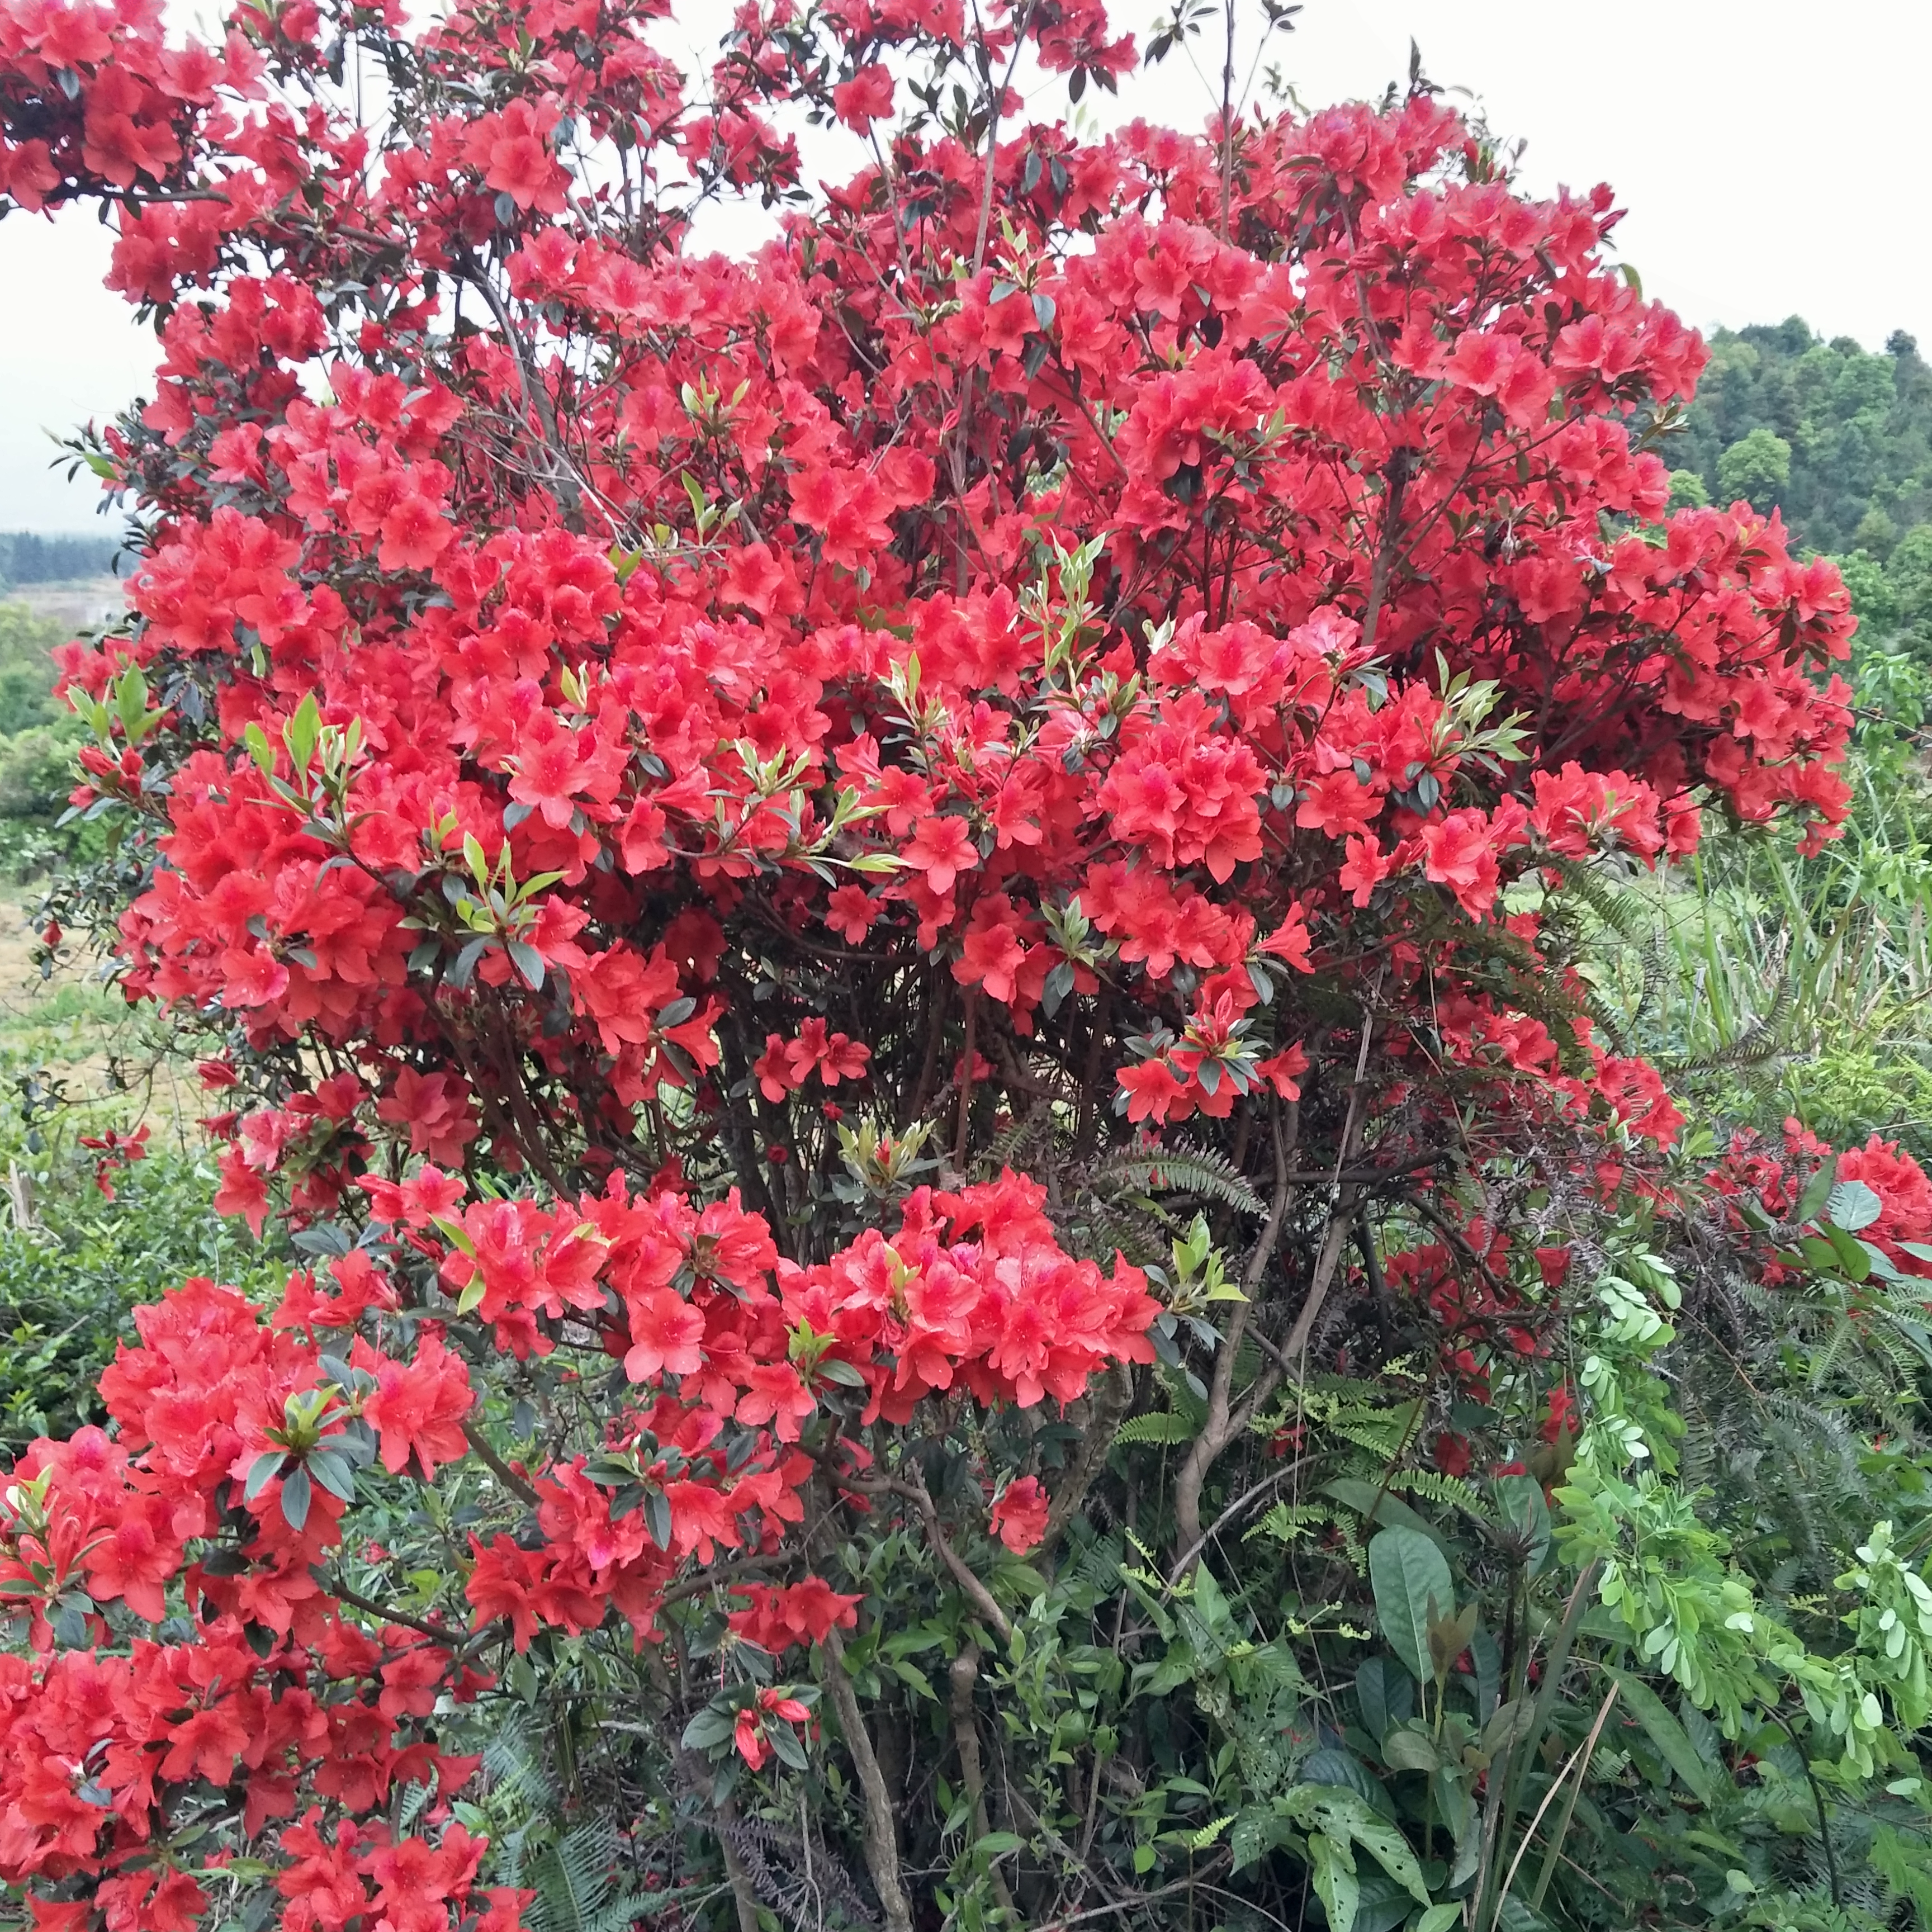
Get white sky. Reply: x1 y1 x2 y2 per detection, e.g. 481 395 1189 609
1 0 1923 530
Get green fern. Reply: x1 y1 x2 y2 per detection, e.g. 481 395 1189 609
1542 852 1658 943
1115 1410 1200 1446
1399 1469 1489 1516
1244 1500 1328 1546
527 1823 629 1932
1089 1143 1267 1217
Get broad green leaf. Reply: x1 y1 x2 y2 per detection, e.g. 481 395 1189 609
305 1450 356 1503
644 1486 673 1551
1794 1156 1839 1227
285 692 321 771
1379 1726 1438 1773
1284 1787 1429 1907
1324 1479 1449 1553
1608 1668 1714 1803
1824 1221 1872 1281
1416 1906 1461 1932
506 940 546 990
115 665 148 740
1299 1749 1397 1821
1355 1657 1412 1740
1825 1179 1883 1233
681 1707 733 1750
1306 1831 1360 1932
1797 1233 1844 1275
1230 1806 1280 1873
244 1450 286 1502
1368 1527 1453 1686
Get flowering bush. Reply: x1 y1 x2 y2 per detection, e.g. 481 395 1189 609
2 0 1925 1926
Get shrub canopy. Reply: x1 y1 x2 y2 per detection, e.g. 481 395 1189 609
0 0 1919 1928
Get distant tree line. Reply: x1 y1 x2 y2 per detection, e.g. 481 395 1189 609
0 529 126 589
1665 318 1932 655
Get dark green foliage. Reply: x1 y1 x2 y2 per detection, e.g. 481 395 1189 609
1668 318 1932 556
0 531 126 589
0 1146 287 1448
0 604 67 738
0 601 91 879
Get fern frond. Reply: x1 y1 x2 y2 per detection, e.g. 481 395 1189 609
1089 1143 1267 1216
1246 1501 1328 1545
482 1714 557 1817
1399 1469 1488 1515
1542 854 1657 942
1114 1410 1199 1447
529 1824 619 1932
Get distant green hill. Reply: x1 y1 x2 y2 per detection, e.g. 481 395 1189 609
1664 319 1932 652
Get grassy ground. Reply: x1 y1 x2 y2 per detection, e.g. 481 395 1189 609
0 892 276 1448
0 896 199 1159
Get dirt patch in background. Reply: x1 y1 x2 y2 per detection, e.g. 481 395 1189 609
0 896 200 1152
10 577 126 632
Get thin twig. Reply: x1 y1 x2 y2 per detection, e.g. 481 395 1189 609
462 1418 542 1508
326 1575 463 1645
1164 1456 1315 1589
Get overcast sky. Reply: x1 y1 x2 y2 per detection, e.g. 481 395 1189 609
1 0 1923 530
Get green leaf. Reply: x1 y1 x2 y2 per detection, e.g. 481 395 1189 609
115 665 148 740
1379 1726 1438 1774
1824 1221 1872 1281
280 1465 312 1532
1306 1832 1360 1932
306 1450 357 1503
1794 1156 1839 1227
1416 1906 1462 1932
1797 1233 1844 1275
1323 1479 1448 1552
889 1659 936 1698
244 1450 287 1502
643 1486 673 1551
1284 1787 1429 1909
1492 1474 1551 1570
506 940 546 989
681 1707 734 1751
973 1831 1024 1858
1607 1669 1713 1803
285 692 322 772
1368 1527 1453 1686
1826 1179 1883 1233
1230 1806 1282 1873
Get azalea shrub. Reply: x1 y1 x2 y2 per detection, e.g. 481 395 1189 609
2 0 1931 1928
